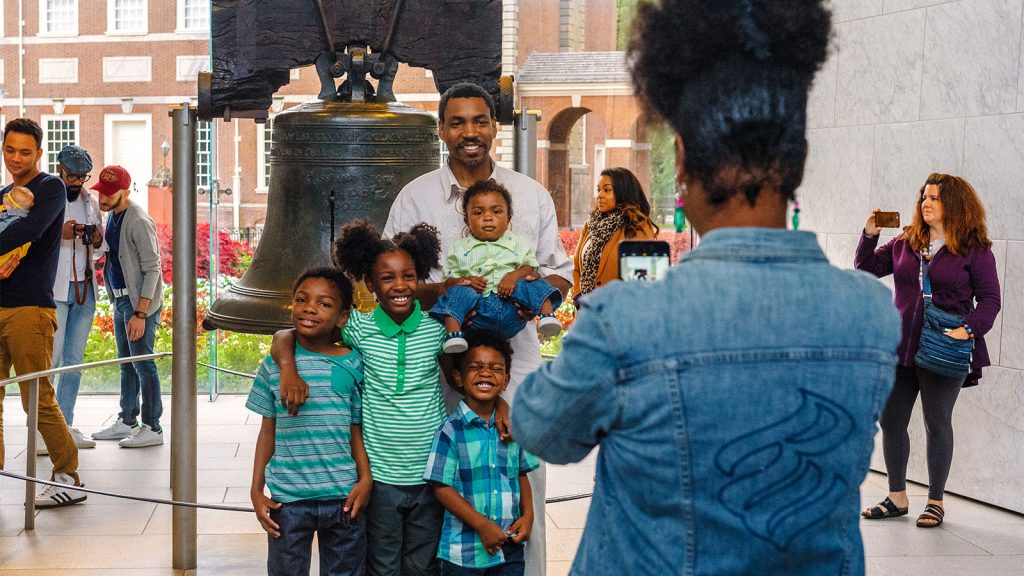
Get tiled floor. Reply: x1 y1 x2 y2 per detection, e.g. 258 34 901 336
2 395 1022 575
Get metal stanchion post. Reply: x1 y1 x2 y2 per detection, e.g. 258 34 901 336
170 103 198 570
24 378 38 530
513 109 540 180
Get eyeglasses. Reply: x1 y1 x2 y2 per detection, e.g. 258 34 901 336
59 167 91 184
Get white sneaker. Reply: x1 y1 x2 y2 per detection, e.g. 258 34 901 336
70 428 97 449
35 432 48 456
35 472 87 509
537 314 562 338
118 424 164 448
92 420 136 440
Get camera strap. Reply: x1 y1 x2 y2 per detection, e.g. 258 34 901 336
71 241 92 306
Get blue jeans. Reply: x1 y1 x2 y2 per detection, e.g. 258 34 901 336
112 296 162 430
429 279 561 339
438 543 524 576
268 499 366 576
54 280 97 425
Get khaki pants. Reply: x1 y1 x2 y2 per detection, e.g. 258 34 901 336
0 306 80 484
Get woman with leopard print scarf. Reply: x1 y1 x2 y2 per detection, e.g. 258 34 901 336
571 167 658 298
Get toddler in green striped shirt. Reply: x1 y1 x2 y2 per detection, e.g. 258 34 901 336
428 179 563 354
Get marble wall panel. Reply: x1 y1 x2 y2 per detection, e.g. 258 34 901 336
962 114 1024 241
802 126 876 233
835 10 926 125
1020 9 1024 112
808 47 840 129
801 126 876 233
984 240 1008 366
945 366 1024 513
919 0 1022 119
870 366 1024 514
870 119 964 220
825 233 863 269
999 241 1024 369
832 0 886 22
884 0 969 13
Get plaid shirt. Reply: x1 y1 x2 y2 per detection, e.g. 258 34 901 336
424 401 540 568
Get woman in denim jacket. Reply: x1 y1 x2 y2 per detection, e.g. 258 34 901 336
856 174 1000 528
511 1 901 575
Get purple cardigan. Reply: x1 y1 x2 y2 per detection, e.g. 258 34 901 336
855 232 1001 386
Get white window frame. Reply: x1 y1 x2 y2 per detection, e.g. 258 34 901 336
196 120 212 190
107 0 148 35
176 0 209 33
255 116 274 193
38 0 78 37
40 114 80 174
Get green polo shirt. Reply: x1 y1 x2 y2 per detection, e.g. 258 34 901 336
444 230 538 297
343 301 447 485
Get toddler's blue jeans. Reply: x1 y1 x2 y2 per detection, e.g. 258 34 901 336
429 279 562 339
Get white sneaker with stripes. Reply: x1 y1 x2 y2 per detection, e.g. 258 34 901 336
34 472 87 509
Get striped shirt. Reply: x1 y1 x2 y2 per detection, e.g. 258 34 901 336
245 344 364 503
425 401 540 568
445 230 539 297
343 301 446 485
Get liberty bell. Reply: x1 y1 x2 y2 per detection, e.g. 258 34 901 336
202 46 439 334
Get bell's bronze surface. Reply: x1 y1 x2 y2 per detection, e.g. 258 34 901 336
203 100 438 334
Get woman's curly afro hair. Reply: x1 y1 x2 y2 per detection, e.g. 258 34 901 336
629 0 831 205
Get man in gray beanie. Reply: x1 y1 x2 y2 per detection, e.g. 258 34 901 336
44 145 103 452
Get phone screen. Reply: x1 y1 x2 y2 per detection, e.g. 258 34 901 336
618 240 672 282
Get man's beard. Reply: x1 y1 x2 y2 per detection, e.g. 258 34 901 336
66 185 82 201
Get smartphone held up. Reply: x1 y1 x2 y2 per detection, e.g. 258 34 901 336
618 240 672 282
874 211 900 228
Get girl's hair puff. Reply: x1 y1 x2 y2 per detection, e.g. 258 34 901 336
332 220 441 282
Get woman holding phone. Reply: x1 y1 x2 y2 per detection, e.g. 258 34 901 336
512 1 905 573
571 167 658 298
856 173 1001 528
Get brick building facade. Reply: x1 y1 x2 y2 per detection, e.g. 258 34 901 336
1 0 645 232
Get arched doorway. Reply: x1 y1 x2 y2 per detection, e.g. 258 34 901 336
547 107 591 227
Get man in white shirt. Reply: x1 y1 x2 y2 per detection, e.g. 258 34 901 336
51 145 103 450
384 82 572 576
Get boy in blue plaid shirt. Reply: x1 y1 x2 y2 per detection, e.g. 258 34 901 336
425 331 539 575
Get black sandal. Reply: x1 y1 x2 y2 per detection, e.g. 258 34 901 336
916 503 944 528
862 497 909 519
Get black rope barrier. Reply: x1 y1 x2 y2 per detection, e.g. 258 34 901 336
1 469 593 510
0 470 253 513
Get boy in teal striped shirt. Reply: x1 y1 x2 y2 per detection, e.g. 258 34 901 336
247 268 371 576
425 331 538 575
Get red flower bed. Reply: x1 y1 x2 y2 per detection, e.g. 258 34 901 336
157 223 254 284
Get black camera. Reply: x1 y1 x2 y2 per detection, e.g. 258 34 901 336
74 223 98 246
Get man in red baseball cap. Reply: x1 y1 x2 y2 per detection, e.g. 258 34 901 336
91 166 166 448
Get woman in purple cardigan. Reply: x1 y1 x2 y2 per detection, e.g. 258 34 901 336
856 173 1000 528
